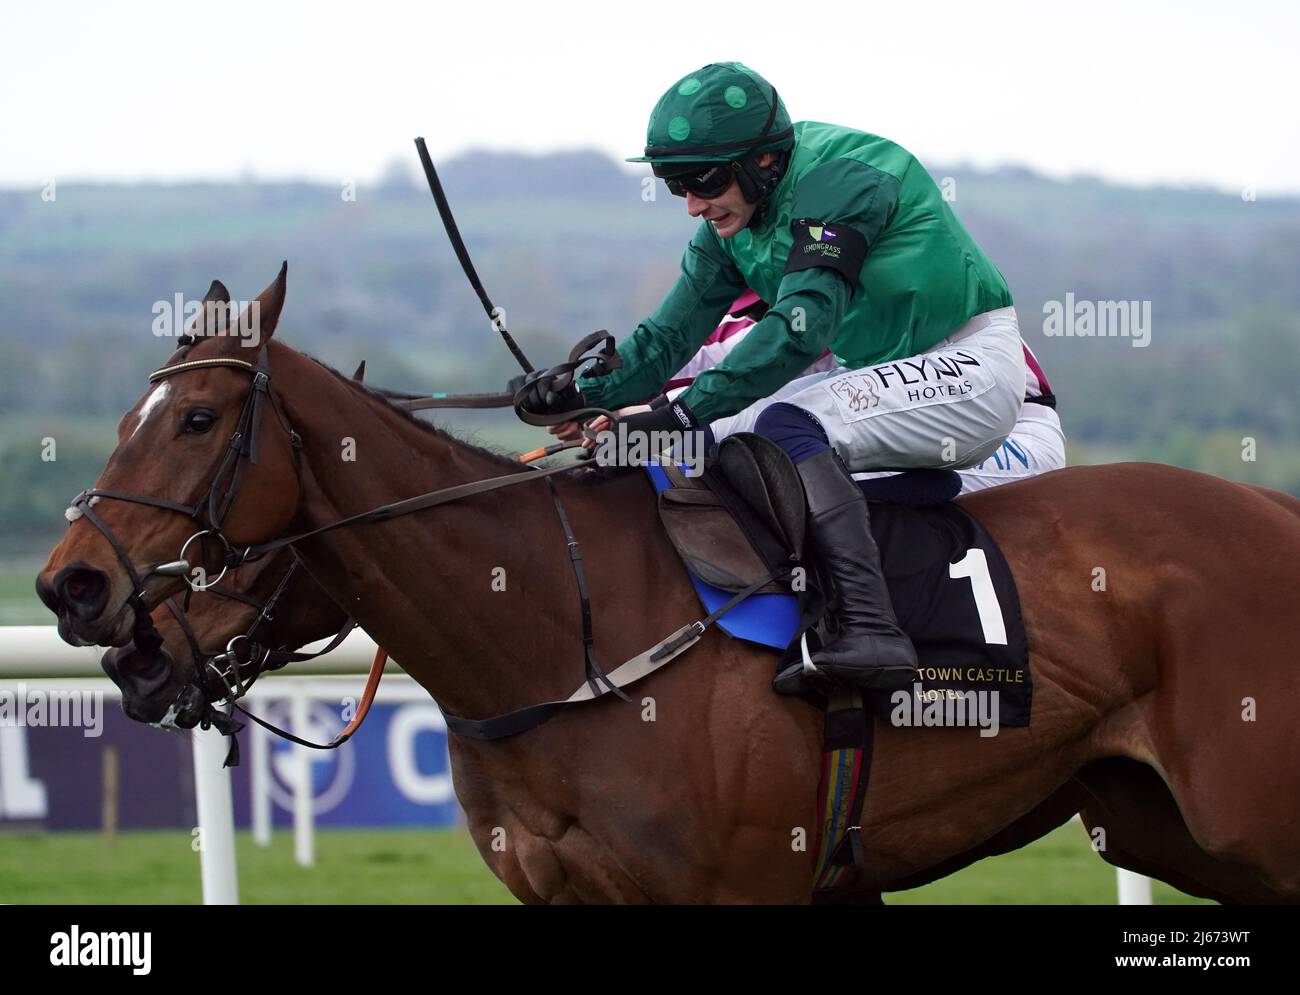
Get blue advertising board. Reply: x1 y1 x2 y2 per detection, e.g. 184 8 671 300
0 696 458 831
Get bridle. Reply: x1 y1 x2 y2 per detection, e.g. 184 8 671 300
68 347 294 598
160 556 356 710
68 344 325 747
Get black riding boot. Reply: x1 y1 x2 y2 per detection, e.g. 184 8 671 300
773 449 918 695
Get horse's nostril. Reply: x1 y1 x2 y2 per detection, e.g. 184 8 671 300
103 644 179 724
52 564 110 618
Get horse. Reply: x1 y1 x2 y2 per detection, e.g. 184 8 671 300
96 519 1291 907
37 266 1300 904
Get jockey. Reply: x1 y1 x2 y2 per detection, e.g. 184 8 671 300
529 62 1033 696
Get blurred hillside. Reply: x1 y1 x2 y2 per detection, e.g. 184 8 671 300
2 148 1298 560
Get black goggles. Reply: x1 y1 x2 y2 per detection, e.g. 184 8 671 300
656 161 737 199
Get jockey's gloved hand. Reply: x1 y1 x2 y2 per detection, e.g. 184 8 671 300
617 397 699 436
515 369 585 418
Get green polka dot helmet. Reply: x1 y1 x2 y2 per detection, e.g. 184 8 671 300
627 62 793 166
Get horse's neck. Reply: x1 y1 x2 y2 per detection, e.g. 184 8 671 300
269 557 350 648
275 346 588 718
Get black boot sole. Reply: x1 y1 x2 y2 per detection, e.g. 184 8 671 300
772 659 917 696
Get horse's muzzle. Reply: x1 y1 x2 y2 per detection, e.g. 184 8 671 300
102 641 193 725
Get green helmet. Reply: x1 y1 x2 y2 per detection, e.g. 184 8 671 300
627 62 793 166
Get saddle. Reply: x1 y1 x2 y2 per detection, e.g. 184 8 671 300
656 433 806 595
657 433 959 596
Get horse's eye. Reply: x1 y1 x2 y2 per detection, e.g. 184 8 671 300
183 409 217 434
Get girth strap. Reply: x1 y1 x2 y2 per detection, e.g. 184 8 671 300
812 689 875 891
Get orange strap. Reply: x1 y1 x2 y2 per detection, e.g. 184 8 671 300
336 645 387 743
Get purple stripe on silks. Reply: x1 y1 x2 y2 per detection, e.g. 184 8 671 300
1023 341 1053 396
754 402 830 464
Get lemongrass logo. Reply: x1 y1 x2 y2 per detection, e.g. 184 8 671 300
0 683 103 737
802 223 842 260
50 926 151 975
151 296 262 347
1042 293 1151 348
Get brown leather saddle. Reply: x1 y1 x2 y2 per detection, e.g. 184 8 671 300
657 432 806 595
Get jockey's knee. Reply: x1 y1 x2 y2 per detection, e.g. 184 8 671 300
955 389 1024 468
753 402 830 464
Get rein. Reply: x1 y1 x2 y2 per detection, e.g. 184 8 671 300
156 558 363 763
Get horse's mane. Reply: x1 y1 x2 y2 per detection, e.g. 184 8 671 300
304 355 528 473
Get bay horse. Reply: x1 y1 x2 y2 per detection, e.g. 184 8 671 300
97 532 1291 906
38 266 1300 904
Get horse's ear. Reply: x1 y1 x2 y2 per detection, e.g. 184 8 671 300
186 292 230 339
352 360 366 382
202 280 230 305
232 261 288 347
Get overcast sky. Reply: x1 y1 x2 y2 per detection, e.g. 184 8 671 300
4 0 1297 195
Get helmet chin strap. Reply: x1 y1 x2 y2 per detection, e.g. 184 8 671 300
738 149 791 229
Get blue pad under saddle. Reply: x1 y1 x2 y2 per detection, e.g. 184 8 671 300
646 462 800 650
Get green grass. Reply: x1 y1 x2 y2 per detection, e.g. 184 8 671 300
0 827 515 905
0 822 1211 905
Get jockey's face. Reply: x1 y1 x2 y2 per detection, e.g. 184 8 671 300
683 152 777 239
